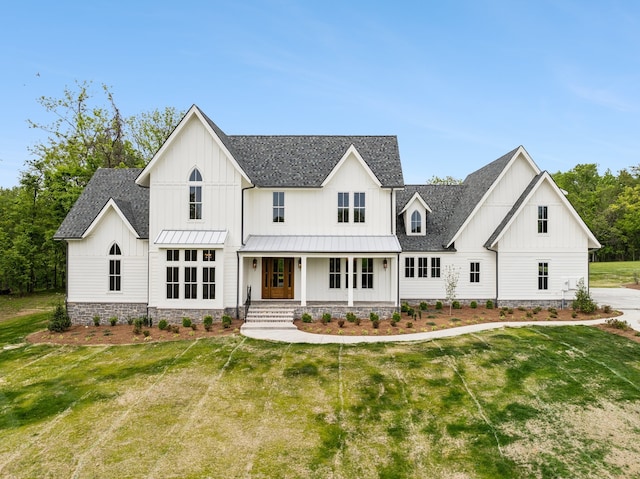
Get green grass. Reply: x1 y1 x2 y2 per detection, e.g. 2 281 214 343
2 303 640 478
590 261 640 287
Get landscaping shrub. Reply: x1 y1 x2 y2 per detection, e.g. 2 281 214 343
371 319 380 329
419 302 428 311
143 330 150 337
203 315 213 331
47 303 71 332
142 316 150 327
435 301 443 310
392 312 401 322
322 313 331 324
603 304 612 314
390 319 398 327
158 319 168 331
369 312 379 322
406 307 415 317
337 319 345 328
401 302 409 313
93 315 101 326
354 317 361 326
133 318 143 334
346 312 356 323
302 313 313 323
485 300 494 309
109 316 118 326
182 317 192 328
406 321 413 328
470 301 477 309
606 318 631 330
126 317 134 325
452 300 461 309
533 306 542 314
170 324 180 333
191 322 198 330
222 315 232 328
572 278 597 313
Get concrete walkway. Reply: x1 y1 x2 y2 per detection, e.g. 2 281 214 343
241 288 640 344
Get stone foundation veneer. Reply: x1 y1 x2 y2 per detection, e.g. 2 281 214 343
402 298 566 309
67 302 149 325
295 306 397 321
147 307 231 323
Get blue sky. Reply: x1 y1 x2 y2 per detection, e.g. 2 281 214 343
1 1 638 188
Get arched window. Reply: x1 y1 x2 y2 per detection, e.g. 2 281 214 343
109 243 121 291
411 210 422 234
189 168 202 219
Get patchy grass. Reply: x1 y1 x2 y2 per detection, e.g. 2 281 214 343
590 261 640 287
1 308 640 478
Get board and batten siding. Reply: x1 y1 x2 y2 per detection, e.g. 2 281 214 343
244 152 393 237
67 208 148 303
146 115 246 310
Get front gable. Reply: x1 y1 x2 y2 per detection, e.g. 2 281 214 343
321 145 383 188
83 199 140 239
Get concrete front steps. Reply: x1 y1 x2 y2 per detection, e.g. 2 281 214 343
241 304 297 331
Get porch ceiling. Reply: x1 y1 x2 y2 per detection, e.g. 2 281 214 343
240 235 401 254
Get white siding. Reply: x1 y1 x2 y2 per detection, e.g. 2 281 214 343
244 152 393 237
67 208 148 303
146 116 245 310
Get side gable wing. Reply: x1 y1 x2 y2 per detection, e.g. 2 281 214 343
83 198 140 239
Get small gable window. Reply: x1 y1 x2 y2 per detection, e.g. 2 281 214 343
411 210 422 234
273 192 285 223
538 206 548 234
354 193 365 223
109 243 121 292
189 168 202 220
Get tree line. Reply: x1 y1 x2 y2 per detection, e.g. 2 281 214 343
0 81 182 293
0 82 637 293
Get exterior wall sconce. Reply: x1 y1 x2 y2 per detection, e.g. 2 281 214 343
383 259 388 269
252 258 257 270
298 258 302 268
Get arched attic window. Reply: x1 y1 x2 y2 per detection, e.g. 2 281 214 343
189 168 202 219
411 210 422 234
109 243 121 291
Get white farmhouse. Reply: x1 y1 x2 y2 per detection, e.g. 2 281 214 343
54 106 600 324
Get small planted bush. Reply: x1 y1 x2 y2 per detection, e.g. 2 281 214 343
369 312 379 322
191 322 198 330
485 300 494 309
371 319 380 329
533 306 542 314
322 313 332 324
435 301 443 310
392 312 401 322
603 304 612 314
48 303 71 333
143 330 150 337
452 300 461 310
337 319 345 328
93 315 101 326
302 312 313 323
109 316 118 327
470 301 478 309
346 312 356 323
406 321 413 329
203 315 213 331
158 319 168 331
401 302 410 313
419 302 428 311
222 315 232 329
133 318 143 335
406 307 415 317
127 317 134 325
182 317 192 328
606 318 631 330
354 317 361 326
572 278 597 314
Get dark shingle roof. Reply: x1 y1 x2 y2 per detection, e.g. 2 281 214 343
484 172 544 248
197 105 404 188
443 147 519 244
54 168 148 239
396 185 463 251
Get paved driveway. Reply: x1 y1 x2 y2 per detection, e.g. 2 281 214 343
591 287 640 310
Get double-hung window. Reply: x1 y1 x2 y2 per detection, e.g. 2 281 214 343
470 262 480 283
418 257 428 278
538 206 548 234
189 168 203 220
405 257 415 278
273 192 285 222
203 267 215 299
538 262 549 290
361 258 373 289
109 243 121 291
329 258 341 288
184 267 197 299
431 257 441 278
354 192 365 223
338 192 349 223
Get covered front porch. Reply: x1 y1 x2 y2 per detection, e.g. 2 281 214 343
238 235 401 308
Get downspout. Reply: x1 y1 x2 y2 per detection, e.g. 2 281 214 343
396 252 401 310
486 246 498 307
237 184 256 318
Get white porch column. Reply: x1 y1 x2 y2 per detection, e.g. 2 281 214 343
238 254 245 315
300 256 307 306
391 255 399 307
347 255 354 307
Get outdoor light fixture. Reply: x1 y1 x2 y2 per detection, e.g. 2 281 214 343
383 259 388 269
252 258 257 270
298 258 302 268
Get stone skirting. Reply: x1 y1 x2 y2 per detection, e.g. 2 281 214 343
401 298 566 309
147 307 232 323
67 302 148 325
295 305 397 320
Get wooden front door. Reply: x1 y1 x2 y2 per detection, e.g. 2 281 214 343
262 258 294 299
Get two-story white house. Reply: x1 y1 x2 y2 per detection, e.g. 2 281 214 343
54 105 600 324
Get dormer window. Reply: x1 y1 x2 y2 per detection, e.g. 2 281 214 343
189 168 202 220
411 210 422 233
